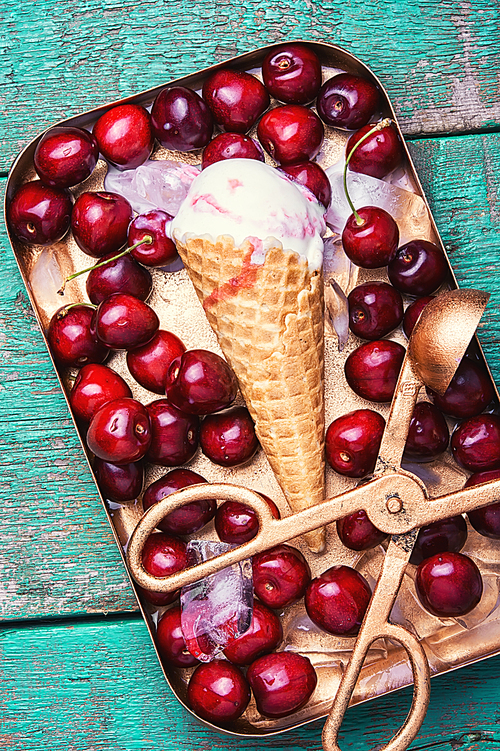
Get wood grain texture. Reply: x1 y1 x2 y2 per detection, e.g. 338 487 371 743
2 0 500 170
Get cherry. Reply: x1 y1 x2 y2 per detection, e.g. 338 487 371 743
139 531 187 606
317 73 380 130
347 122 403 179
223 599 283 666
451 414 500 472
8 180 72 245
388 240 448 296
142 468 214 536
126 329 186 394
93 104 154 170
47 304 108 368
247 652 317 718
403 296 434 338
151 86 213 151
71 191 133 258
344 340 406 403
403 401 449 461
86 397 151 464
348 281 403 339
86 251 153 304
326 408 385 478
465 469 500 539
187 660 250 725
92 293 159 350
93 457 144 502
426 357 495 419
127 210 178 267
156 605 199 668
262 43 321 104
337 510 387 551
415 552 483 617
281 161 332 208
252 544 311 609
342 206 399 268
200 406 258 467
165 349 238 415
409 516 467 566
70 362 132 424
34 126 98 188
201 132 264 170
305 565 372 636
202 69 269 134
145 398 200 466
215 495 280 545
257 104 324 164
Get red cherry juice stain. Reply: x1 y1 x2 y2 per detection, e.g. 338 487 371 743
191 193 231 214
203 240 261 310
228 178 243 192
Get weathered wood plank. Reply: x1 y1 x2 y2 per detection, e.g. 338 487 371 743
2 0 500 170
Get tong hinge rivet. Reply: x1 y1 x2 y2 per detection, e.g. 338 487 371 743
386 495 403 514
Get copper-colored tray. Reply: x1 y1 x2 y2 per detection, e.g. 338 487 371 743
5 41 500 743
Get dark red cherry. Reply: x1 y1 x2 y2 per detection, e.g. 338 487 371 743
262 43 321 104
247 652 317 718
151 86 213 151
202 132 264 170
451 414 500 472
93 104 154 170
342 206 399 268
252 544 311 609
415 552 483 617
71 191 133 258
92 293 159 350
70 362 132 423
465 469 500 539
281 161 332 208
347 122 403 179
403 401 449 461
47 304 108 368
388 240 448 296
426 357 495 419
200 406 258 467
86 397 151 464
257 105 324 164
145 398 199 466
337 510 387 551
326 408 385 478
403 296 434 338
348 281 403 339
34 126 99 188
215 495 280 545
223 600 283 666
156 605 199 668
139 531 187 606
8 180 72 245
93 457 144 502
127 210 178 267
86 251 153 304
126 329 186 394
344 340 406 403
409 516 467 566
165 349 237 415
202 69 269 134
305 565 372 636
317 73 380 130
188 660 250 725
142 468 214 536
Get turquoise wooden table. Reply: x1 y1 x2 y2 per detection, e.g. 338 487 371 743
2 2 500 749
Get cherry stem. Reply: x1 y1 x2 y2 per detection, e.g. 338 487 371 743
343 118 392 226
57 235 154 295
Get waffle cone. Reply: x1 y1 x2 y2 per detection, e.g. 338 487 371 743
176 235 326 553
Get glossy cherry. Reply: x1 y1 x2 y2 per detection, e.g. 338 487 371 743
337 510 387 551
344 340 406 403
415 552 483 617
127 210 178 267
34 126 98 187
348 281 403 339
142 468 214 536
262 43 321 104
252 544 311 609
305 565 372 636
86 251 153 304
215 495 280 545
165 349 238 415
347 122 403 178
156 605 199 668
326 408 385 478
342 206 399 268
202 68 269 133
223 600 283 666
93 458 144 503
70 362 132 423
451 414 500 472
465 469 500 539
126 329 186 394
202 132 264 170
200 406 258 467
93 104 154 170
139 531 188 606
8 180 72 245
86 397 151 464
281 161 332 208
403 401 449 461
317 73 380 130
388 240 448 296
409 516 468 566
47 304 108 368
187 660 250 725
151 86 213 151
92 293 159 350
71 191 133 258
145 398 199 466
257 104 324 164
403 296 434 338
247 652 317 718
426 357 495 419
